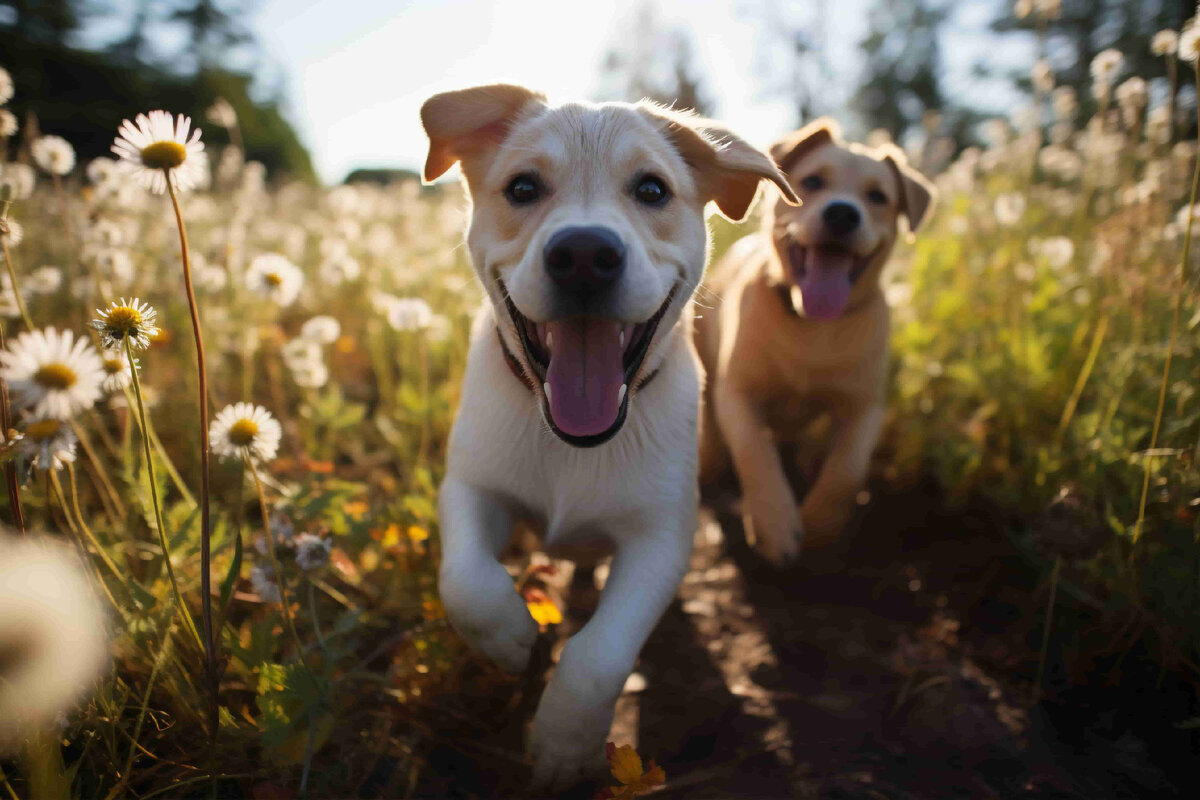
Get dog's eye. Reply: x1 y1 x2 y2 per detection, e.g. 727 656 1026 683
505 173 542 205
867 188 889 205
633 175 670 206
800 174 824 191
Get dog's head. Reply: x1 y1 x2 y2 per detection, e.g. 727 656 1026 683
767 118 936 320
422 84 796 447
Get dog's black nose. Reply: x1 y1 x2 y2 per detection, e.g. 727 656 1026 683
822 202 861 237
544 226 626 293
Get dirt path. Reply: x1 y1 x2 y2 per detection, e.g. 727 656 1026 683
407 484 1192 799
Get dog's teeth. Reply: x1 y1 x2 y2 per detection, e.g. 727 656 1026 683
545 330 553 350
543 382 552 401
619 329 625 348
618 383 627 403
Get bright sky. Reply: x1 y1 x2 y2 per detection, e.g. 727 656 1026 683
251 0 1027 184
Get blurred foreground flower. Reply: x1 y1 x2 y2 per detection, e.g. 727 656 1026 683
111 110 208 194
211 402 282 464
0 327 103 419
0 534 108 753
595 742 666 799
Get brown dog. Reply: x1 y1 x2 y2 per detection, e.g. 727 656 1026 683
697 118 935 564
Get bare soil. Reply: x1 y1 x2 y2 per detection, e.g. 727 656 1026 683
403 480 1197 799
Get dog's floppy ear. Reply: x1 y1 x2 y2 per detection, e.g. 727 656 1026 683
420 84 546 183
879 146 937 232
770 117 841 176
638 104 799 222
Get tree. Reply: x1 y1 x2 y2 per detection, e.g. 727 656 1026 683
742 0 836 128
848 0 956 145
0 0 314 179
596 1 713 115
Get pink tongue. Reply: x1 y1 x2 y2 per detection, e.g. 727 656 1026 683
545 320 624 438
797 249 855 320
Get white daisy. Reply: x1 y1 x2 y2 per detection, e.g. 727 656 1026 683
246 253 303 306
0 67 12 105
318 253 361 286
0 109 15 138
86 157 119 187
293 533 331 571
291 361 328 389
1089 49 1123 84
31 135 75 176
0 327 103 419
28 266 62 295
0 163 34 199
99 351 134 393
299 315 341 344
0 218 22 247
1152 29 1179 56
1115 77 1147 109
210 402 282 464
196 262 228 293
386 297 434 331
281 338 322 371
18 417 77 471
91 298 159 351
111 110 208 194
1180 24 1200 62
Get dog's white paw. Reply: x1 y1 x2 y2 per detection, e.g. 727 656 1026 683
744 499 803 566
439 558 538 674
529 639 622 791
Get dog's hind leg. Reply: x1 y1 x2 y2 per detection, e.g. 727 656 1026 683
437 476 538 675
529 519 692 790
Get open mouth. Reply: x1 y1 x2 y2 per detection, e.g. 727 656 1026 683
501 283 676 448
786 242 874 320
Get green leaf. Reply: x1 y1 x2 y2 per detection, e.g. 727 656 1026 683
219 530 243 621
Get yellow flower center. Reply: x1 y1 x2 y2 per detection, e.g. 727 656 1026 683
34 362 77 390
228 418 259 446
25 418 61 441
265 272 283 287
140 140 188 170
103 358 123 375
104 305 143 335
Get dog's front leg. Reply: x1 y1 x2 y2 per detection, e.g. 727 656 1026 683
800 403 885 547
713 378 801 565
530 521 691 790
437 476 538 674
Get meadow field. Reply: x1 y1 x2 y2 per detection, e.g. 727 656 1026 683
1 28 1200 800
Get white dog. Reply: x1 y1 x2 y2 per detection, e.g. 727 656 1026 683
421 84 796 789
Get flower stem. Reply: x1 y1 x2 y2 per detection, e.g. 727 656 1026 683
1133 59 1200 549
0 321 24 534
164 170 218 741
125 336 204 653
248 457 309 666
